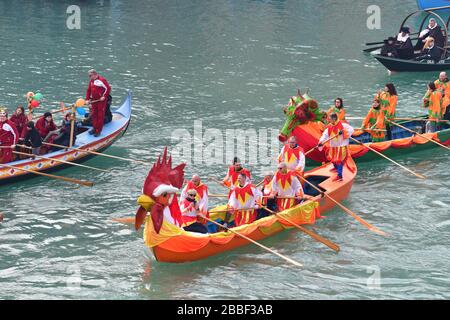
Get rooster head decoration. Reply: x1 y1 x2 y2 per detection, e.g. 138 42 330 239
135 147 186 233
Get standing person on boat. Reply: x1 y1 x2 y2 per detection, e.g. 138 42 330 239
0 107 19 163
222 156 251 187
9 106 27 140
361 99 386 142
326 97 346 123
22 121 42 155
376 83 398 140
180 189 208 234
269 162 310 211
85 69 111 137
318 113 354 182
434 72 450 121
257 170 276 219
180 174 208 214
395 27 414 59
277 136 305 179
422 82 443 133
224 173 262 228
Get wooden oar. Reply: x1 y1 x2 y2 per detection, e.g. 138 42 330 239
387 120 450 151
208 176 226 187
0 163 94 187
392 117 450 123
42 142 149 165
199 214 303 267
305 134 338 156
296 174 387 236
259 204 340 252
349 136 426 180
13 149 108 172
208 193 228 198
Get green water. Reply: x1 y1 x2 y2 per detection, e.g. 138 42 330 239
0 0 449 299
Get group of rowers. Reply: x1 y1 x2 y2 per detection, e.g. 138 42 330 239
325 71 450 144
177 112 354 234
0 69 112 164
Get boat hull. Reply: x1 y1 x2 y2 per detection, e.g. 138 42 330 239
151 160 356 263
0 91 132 185
374 54 450 72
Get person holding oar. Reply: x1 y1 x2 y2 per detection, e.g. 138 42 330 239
361 99 386 142
0 107 19 163
422 81 443 133
277 135 305 180
222 173 262 229
222 156 251 188
268 162 313 211
85 69 111 137
22 121 42 155
180 174 209 217
35 112 57 154
318 113 355 182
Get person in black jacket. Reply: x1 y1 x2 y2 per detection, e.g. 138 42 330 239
380 37 399 58
23 121 42 155
414 37 442 63
395 27 414 59
415 18 445 52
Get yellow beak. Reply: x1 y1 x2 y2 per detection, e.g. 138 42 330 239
137 194 155 211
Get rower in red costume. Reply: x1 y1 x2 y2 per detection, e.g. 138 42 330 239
222 156 251 188
225 173 262 227
0 107 19 163
9 106 28 139
277 136 305 179
134 147 186 234
180 174 209 214
85 69 111 137
35 112 57 154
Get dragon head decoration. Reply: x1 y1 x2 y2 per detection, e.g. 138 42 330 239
135 147 186 233
278 89 322 142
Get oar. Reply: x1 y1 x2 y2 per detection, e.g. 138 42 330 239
0 163 94 187
393 117 450 123
199 214 303 267
296 174 387 236
42 142 149 165
349 136 426 180
305 134 338 156
208 193 228 198
387 120 450 151
12 149 109 172
259 204 340 252
208 176 226 186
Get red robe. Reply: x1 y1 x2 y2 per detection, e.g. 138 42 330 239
35 117 57 139
9 113 28 138
224 166 251 187
86 75 111 134
0 120 19 163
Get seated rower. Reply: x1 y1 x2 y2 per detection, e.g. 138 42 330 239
422 81 443 133
269 162 312 211
23 121 42 155
36 112 57 153
9 105 28 141
257 170 275 219
0 107 19 163
224 173 262 228
414 37 441 63
50 113 78 151
222 156 251 188
362 99 386 142
277 136 305 179
180 174 208 214
326 98 346 124
180 189 208 234
318 113 354 182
